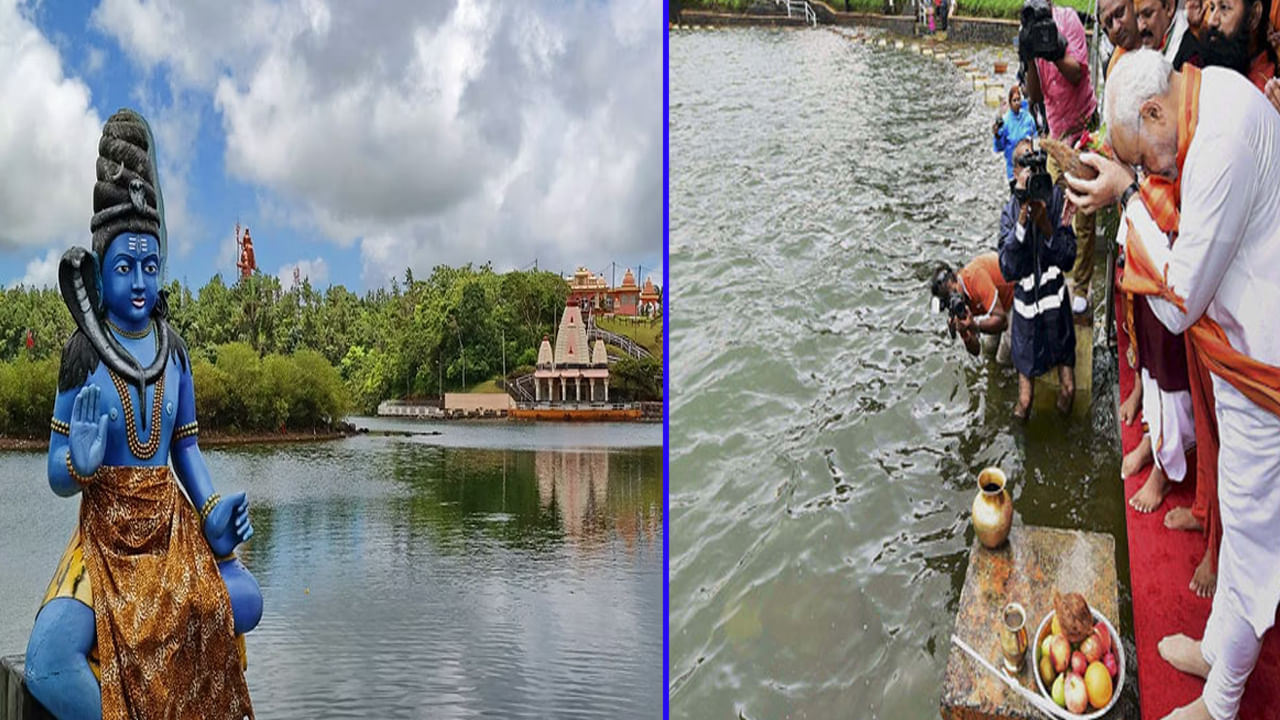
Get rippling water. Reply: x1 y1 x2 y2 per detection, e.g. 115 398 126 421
0 419 662 719
670 27 1134 719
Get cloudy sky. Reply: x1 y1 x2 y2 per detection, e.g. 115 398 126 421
0 0 662 293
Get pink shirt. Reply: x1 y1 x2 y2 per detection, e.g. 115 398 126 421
1035 6 1097 140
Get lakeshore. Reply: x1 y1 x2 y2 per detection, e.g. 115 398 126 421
668 26 1134 718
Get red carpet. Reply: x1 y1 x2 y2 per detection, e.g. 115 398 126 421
1115 292 1280 719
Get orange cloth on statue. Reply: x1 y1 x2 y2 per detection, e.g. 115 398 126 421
78 465 253 720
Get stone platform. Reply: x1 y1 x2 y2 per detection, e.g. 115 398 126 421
0 657 51 720
940 525 1119 720
1032 311 1094 419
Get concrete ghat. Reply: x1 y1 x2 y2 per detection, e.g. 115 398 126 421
0 657 52 720
939 525 1119 719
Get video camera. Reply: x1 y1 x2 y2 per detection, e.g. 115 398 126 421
930 266 970 340
1018 0 1065 61
1014 143 1053 207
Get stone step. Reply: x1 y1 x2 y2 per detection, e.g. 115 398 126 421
0 656 53 720
940 526 1119 719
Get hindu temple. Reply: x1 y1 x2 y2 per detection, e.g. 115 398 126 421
533 304 610 403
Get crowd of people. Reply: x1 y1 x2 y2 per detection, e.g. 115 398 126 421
928 0 1280 715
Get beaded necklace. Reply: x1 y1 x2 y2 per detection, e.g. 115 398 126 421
108 369 165 460
108 319 154 340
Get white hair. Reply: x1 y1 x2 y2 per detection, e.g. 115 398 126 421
1104 49 1173 138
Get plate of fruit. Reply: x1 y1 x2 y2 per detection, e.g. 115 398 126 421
1033 591 1124 718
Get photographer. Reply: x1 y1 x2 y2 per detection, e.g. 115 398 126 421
999 138 1077 418
929 254 1014 363
1020 0 1097 318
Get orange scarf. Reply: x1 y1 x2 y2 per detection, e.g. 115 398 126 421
1248 50 1278 91
1120 65 1280 417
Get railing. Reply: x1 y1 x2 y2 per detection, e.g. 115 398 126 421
775 0 817 26
506 373 537 403
587 327 653 360
515 402 638 411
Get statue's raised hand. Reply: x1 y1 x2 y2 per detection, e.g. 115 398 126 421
69 384 109 478
204 492 253 558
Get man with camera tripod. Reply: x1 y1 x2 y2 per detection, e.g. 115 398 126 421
1021 0 1098 319
998 137 1078 418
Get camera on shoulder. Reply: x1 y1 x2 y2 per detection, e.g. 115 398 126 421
1019 0 1064 60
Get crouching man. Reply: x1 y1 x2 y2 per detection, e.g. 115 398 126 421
930 253 1015 364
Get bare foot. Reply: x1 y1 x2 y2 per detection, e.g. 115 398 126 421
1160 697 1212 720
1129 463 1169 512
1120 383 1142 426
1123 435 1153 478
1158 634 1211 679
1191 549 1216 598
1057 366 1074 415
1164 507 1203 532
1056 388 1073 414
1013 402 1030 421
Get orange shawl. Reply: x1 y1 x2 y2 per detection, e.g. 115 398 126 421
1122 65 1280 416
1119 66 1280 564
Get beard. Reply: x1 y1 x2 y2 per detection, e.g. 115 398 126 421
1201 23 1253 74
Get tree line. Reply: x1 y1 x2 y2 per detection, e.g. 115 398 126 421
0 264 572 435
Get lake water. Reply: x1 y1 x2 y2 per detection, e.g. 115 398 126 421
669 27 1134 719
0 418 663 719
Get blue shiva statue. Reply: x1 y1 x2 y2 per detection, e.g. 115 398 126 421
24 109 261 720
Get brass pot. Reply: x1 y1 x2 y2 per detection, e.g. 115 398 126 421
972 467 1013 549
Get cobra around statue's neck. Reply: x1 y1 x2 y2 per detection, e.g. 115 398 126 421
102 232 161 335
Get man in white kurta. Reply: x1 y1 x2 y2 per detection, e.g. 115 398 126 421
1066 50 1280 720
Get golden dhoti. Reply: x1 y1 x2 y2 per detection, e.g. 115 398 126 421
41 465 253 720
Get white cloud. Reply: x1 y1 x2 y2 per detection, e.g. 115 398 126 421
126 83 202 259
276 257 329 291
84 45 105 75
92 0 662 290
13 247 62 288
0 1 102 249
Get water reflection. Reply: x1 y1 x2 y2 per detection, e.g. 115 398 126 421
0 434 662 719
535 450 664 554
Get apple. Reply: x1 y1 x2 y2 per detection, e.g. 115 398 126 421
1103 650 1119 678
1050 635 1072 673
1041 634 1055 660
1071 650 1088 676
1064 672 1088 714
1081 634 1102 664
1094 622 1112 655
1085 661 1113 708
1040 652 1057 686
1052 673 1066 707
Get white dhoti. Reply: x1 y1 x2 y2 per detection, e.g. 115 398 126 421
1138 368 1195 481
1199 378 1280 720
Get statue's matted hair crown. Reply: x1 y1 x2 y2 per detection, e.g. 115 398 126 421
89 108 167 264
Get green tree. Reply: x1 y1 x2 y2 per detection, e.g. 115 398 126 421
611 357 663 401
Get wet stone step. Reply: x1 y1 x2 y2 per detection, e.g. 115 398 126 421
940 525 1119 720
